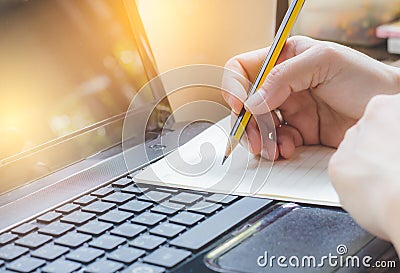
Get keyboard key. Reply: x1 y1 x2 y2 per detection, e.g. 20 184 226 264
136 185 151 192
119 200 152 213
170 197 272 251
6 256 45 272
120 186 141 195
42 259 81 273
31 244 69 260
0 245 29 261
77 221 113 236
0 260 4 266
56 203 80 214
55 232 91 248
129 234 166 250
121 185 149 194
151 202 185 215
89 235 125 251
99 210 133 224
107 247 145 264
73 195 97 206
170 212 204 226
156 187 179 193
61 211 96 225
37 212 62 224
91 187 114 197
11 223 37 236
206 193 238 205
132 212 166 226
112 178 133 188
169 192 202 205
138 191 171 203
150 223 185 238
0 233 18 246
186 190 210 196
143 247 191 268
86 259 123 273
15 233 52 248
39 222 74 237
66 247 104 263
122 263 165 273
188 201 222 215
102 192 133 204
110 223 146 238
82 201 116 214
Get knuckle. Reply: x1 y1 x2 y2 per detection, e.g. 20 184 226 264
224 54 247 72
224 56 238 69
290 35 313 44
268 63 287 82
316 43 339 61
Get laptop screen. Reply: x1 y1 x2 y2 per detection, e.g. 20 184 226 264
0 0 168 194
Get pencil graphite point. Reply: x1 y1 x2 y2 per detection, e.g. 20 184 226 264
222 136 239 165
221 156 228 165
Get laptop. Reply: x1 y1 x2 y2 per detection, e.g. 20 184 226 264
0 1 397 272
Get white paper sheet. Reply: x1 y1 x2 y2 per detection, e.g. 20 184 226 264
134 117 340 207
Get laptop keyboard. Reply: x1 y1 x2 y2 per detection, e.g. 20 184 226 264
0 176 272 273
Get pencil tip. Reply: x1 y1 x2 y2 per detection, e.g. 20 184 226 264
221 156 227 165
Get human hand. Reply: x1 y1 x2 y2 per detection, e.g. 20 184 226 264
328 94 400 251
222 36 399 159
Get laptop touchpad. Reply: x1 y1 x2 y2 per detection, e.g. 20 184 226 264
205 207 382 273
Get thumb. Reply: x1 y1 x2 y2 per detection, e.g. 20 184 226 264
245 45 334 115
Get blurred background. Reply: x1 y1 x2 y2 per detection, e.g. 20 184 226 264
137 0 277 122
292 0 400 46
137 0 400 122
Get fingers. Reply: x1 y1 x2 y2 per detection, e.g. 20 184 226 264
241 116 262 155
223 36 324 160
275 125 303 159
259 124 304 161
222 49 266 114
222 69 248 114
242 120 279 162
231 111 279 158
233 112 304 160
222 36 315 114
245 43 339 115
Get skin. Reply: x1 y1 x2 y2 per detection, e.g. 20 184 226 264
222 36 400 250
329 94 400 253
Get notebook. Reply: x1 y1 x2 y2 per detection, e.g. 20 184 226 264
135 117 340 207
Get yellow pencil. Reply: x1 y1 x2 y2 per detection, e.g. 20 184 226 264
222 0 305 165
